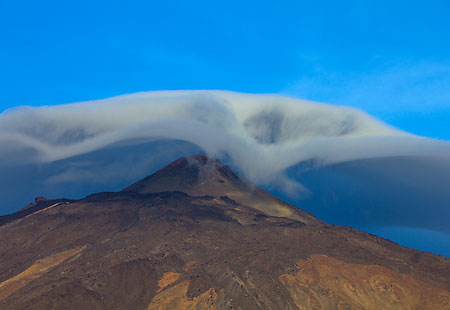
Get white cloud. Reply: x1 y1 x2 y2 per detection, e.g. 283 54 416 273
1 90 449 186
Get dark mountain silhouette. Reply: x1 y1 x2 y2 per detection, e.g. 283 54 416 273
0 155 449 309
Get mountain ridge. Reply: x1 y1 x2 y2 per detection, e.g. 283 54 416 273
0 155 449 309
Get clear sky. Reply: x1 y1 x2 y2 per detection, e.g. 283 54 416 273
1 0 449 139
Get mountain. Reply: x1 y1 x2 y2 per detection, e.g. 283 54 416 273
0 155 449 309
123 155 319 224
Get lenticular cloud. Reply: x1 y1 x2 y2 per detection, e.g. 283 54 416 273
0 90 449 184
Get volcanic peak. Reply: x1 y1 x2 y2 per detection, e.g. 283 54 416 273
124 154 319 224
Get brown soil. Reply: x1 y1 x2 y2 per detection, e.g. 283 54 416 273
0 155 449 309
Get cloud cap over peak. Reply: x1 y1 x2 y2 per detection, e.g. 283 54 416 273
2 90 448 182
1 91 450 256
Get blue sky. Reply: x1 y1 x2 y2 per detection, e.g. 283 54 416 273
1 0 449 139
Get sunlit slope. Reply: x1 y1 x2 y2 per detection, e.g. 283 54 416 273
124 155 320 224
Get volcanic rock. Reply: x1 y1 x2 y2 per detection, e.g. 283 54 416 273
0 155 449 309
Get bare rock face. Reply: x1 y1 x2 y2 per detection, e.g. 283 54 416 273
123 154 319 224
0 155 449 310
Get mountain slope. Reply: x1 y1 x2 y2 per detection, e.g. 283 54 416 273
124 155 319 224
0 155 449 310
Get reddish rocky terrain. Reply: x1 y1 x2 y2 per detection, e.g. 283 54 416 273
0 155 449 309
